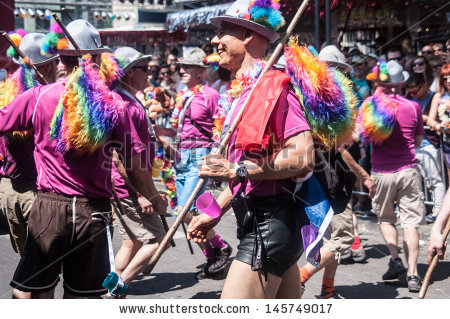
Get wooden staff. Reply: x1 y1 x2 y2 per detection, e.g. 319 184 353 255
418 217 450 299
2 32 48 85
52 13 83 56
145 0 312 275
62 7 74 21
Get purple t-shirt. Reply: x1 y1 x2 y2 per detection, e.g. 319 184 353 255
111 90 155 199
0 135 37 182
227 83 311 196
0 81 145 198
370 95 425 173
179 85 220 150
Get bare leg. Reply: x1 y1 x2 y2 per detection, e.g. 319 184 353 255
12 289 31 299
121 237 164 285
221 260 283 299
304 248 336 276
275 264 302 299
379 223 399 258
402 227 419 276
323 259 338 279
115 238 142 275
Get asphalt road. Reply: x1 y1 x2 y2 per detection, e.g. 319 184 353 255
0 181 448 299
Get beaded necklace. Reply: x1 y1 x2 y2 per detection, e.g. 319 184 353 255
438 92 450 123
171 84 203 129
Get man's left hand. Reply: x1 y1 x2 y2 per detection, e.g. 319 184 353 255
198 153 237 182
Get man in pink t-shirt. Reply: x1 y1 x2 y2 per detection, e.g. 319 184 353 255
109 46 168 294
0 20 166 299
187 0 314 299
156 48 233 279
363 61 425 292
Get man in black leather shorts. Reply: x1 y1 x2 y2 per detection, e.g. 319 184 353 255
187 0 314 299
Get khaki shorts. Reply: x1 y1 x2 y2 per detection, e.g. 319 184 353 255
372 165 425 228
323 203 354 253
0 177 37 255
111 196 166 243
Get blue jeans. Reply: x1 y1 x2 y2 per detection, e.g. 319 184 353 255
175 147 211 211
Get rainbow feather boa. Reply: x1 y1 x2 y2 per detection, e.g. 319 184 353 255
155 146 177 210
49 54 128 153
284 37 357 148
100 53 124 89
358 88 398 145
41 22 68 56
0 63 39 139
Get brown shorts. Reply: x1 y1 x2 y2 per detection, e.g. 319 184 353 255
323 203 354 253
111 196 166 244
372 166 425 228
10 192 112 296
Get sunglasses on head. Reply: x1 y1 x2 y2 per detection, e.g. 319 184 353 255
412 61 425 67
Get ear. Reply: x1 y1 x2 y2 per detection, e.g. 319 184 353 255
243 30 254 45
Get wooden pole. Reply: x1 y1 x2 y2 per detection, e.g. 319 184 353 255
144 0 312 275
418 217 450 299
2 32 48 85
62 8 74 21
52 13 83 56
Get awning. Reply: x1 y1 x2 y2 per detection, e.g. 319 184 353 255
166 3 232 33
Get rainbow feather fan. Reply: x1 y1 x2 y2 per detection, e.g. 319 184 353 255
248 0 285 31
49 54 128 153
41 22 68 56
284 37 357 148
100 53 124 89
358 88 398 145
0 63 39 138
6 30 26 60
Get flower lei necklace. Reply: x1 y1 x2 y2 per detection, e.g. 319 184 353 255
171 84 204 129
212 61 265 143
438 93 450 123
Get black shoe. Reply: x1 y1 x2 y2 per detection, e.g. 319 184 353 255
407 275 421 292
382 257 406 281
207 243 232 274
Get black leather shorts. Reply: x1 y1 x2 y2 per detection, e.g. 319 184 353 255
234 194 303 278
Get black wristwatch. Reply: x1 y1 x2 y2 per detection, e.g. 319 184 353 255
236 161 248 183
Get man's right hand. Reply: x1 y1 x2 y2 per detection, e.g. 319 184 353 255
138 195 155 215
152 192 168 216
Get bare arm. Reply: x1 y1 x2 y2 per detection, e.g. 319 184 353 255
427 93 440 129
216 184 233 215
339 147 376 198
428 189 450 263
121 153 167 215
200 131 315 182
414 135 423 148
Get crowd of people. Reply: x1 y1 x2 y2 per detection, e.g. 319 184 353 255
0 0 449 300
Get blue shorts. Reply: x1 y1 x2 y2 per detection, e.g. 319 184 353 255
175 147 211 211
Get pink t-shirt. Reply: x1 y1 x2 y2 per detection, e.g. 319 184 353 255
370 95 425 173
0 81 145 198
111 90 155 198
227 83 311 196
179 85 221 150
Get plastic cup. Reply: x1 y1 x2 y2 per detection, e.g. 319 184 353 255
102 272 128 296
196 192 221 219
151 158 164 178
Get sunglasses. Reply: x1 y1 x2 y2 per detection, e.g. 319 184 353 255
133 65 148 72
161 71 170 75
412 61 425 67
388 57 401 62
422 50 434 55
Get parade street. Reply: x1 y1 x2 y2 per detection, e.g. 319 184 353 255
0 181 448 300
